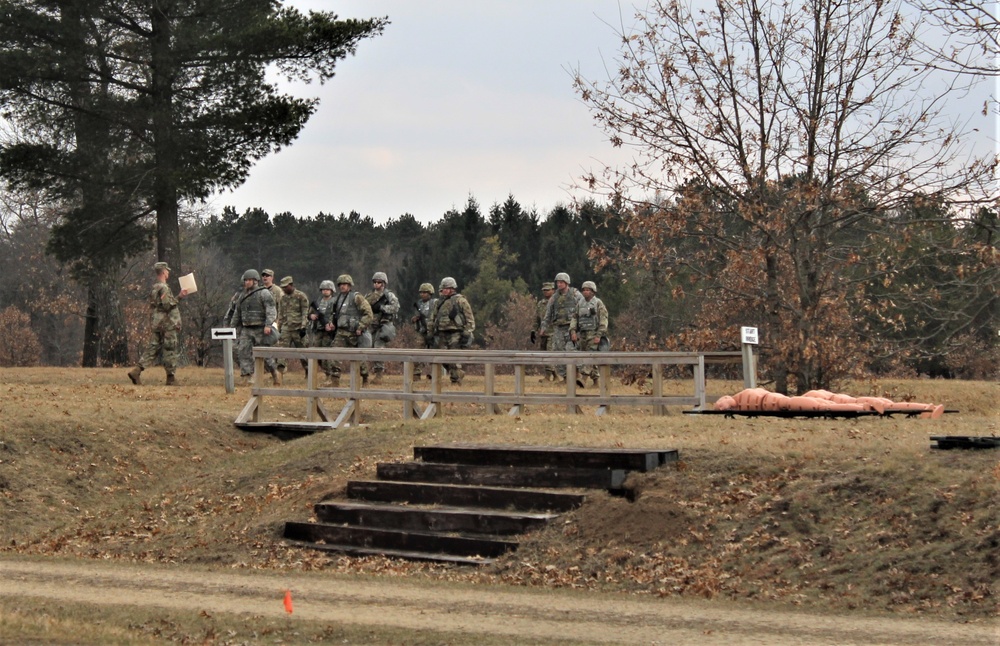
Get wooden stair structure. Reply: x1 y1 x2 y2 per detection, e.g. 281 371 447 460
283 444 679 565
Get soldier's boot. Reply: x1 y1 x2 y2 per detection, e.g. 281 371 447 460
575 377 586 389
451 369 465 385
127 366 143 385
165 373 177 386
372 372 383 386
272 370 282 386
241 374 254 386
591 374 600 387
361 374 369 386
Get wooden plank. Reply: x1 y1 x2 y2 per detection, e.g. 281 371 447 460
376 462 627 489
283 521 518 558
234 396 259 424
346 480 586 512
413 445 667 471
331 400 356 429
313 501 556 535
930 436 999 450
282 539 494 565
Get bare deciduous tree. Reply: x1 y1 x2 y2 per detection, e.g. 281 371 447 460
575 0 995 392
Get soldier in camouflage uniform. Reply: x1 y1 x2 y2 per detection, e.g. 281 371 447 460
275 276 310 380
261 269 287 373
535 281 557 382
128 261 188 386
331 274 374 386
410 282 437 379
310 279 340 385
230 269 279 385
428 276 475 385
365 271 400 385
539 272 585 381
572 280 609 387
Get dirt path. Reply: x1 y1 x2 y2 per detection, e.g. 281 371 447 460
1 557 995 645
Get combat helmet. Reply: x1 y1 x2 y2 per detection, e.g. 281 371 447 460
439 276 457 290
336 274 354 286
242 269 260 281
554 272 570 284
581 280 597 293
372 271 388 284
319 280 336 291
419 282 435 294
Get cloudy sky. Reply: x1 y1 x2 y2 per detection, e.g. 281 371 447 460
217 1 632 223
215 1 996 224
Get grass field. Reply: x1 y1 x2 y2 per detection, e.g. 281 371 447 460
0 366 996 642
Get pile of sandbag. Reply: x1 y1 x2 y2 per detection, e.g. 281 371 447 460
713 388 944 418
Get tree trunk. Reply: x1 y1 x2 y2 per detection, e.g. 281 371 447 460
82 274 129 367
150 0 182 281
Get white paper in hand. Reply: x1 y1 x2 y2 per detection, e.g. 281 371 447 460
179 272 198 294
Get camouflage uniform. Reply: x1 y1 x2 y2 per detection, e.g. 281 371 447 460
231 283 278 380
540 276 585 379
261 270 285 370
332 284 374 382
429 283 475 384
132 265 183 384
535 282 557 381
276 277 310 373
571 285 609 384
411 283 437 378
311 291 339 379
365 275 400 381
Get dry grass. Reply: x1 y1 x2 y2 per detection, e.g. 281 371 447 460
0 367 996 634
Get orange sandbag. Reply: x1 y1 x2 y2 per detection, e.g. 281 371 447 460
801 389 835 400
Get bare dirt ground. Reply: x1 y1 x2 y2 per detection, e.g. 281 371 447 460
2 557 997 645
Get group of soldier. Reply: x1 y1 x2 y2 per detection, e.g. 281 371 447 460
127 262 608 388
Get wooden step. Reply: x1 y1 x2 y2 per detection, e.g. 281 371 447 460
283 521 516 558
314 501 556 535
413 444 678 472
347 480 586 512
283 539 495 565
377 462 627 489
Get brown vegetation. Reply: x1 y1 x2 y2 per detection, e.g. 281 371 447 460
0 367 996 627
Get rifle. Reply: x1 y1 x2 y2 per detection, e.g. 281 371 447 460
309 300 328 333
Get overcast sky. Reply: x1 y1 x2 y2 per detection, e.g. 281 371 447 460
215 1 996 224
217 0 632 223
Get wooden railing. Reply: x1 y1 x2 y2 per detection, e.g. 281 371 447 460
235 347 748 430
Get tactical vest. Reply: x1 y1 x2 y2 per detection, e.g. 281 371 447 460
551 289 579 326
578 299 601 332
432 294 465 333
369 289 399 324
238 287 269 326
336 291 365 331
416 298 437 335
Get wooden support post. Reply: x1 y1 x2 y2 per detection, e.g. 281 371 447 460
508 365 525 416
694 355 706 410
347 361 361 426
306 357 319 421
403 361 415 420
597 364 612 416
484 364 500 414
222 338 235 394
652 361 666 416
742 343 757 389
427 362 443 419
566 364 582 414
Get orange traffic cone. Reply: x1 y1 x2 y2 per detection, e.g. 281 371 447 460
283 589 293 615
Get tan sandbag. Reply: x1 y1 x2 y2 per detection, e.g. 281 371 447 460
855 396 892 414
732 388 771 411
714 395 737 411
761 391 791 411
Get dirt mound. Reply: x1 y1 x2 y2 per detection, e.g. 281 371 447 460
571 491 694 546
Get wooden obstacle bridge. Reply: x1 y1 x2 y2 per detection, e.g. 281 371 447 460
283 444 679 564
